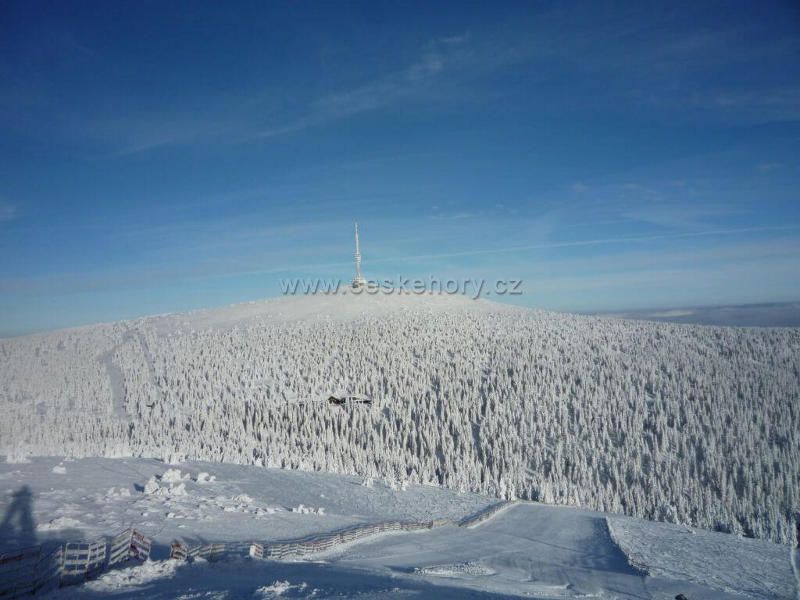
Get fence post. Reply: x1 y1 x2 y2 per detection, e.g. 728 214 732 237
170 541 188 561
249 543 264 559
108 528 133 567
130 529 151 561
84 540 107 579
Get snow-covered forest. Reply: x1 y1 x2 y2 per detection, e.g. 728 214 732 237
2 294 798 544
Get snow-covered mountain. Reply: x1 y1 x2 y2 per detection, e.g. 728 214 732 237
2 292 798 544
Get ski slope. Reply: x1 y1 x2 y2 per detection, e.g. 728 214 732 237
0 457 792 599
335 504 793 600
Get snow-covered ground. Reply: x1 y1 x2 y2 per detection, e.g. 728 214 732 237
0 457 492 556
1 457 794 599
607 515 794 600
338 504 793 600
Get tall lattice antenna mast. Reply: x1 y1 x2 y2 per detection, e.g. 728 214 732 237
352 222 367 288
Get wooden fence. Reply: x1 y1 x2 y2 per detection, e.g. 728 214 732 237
0 527 151 599
457 501 511 528
169 505 512 565
1 501 515 596
168 519 443 564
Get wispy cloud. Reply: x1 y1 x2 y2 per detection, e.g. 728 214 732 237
97 115 231 157
8 4 798 158
360 225 800 265
680 87 800 122
0 200 16 223
252 36 468 140
621 204 749 230
507 5 800 124
70 35 476 154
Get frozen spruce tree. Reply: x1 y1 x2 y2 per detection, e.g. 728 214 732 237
1 294 798 545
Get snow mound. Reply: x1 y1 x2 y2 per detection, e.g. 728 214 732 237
38 516 82 531
255 507 279 516
254 580 308 598
415 562 496 577
143 475 188 497
5 449 30 464
161 468 188 483
80 559 179 593
194 472 216 484
290 504 325 515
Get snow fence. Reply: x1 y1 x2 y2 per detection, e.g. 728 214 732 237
458 499 514 528
170 501 513 563
0 527 151 598
169 519 442 563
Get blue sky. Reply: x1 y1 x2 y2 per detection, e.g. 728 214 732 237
1 1 799 335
